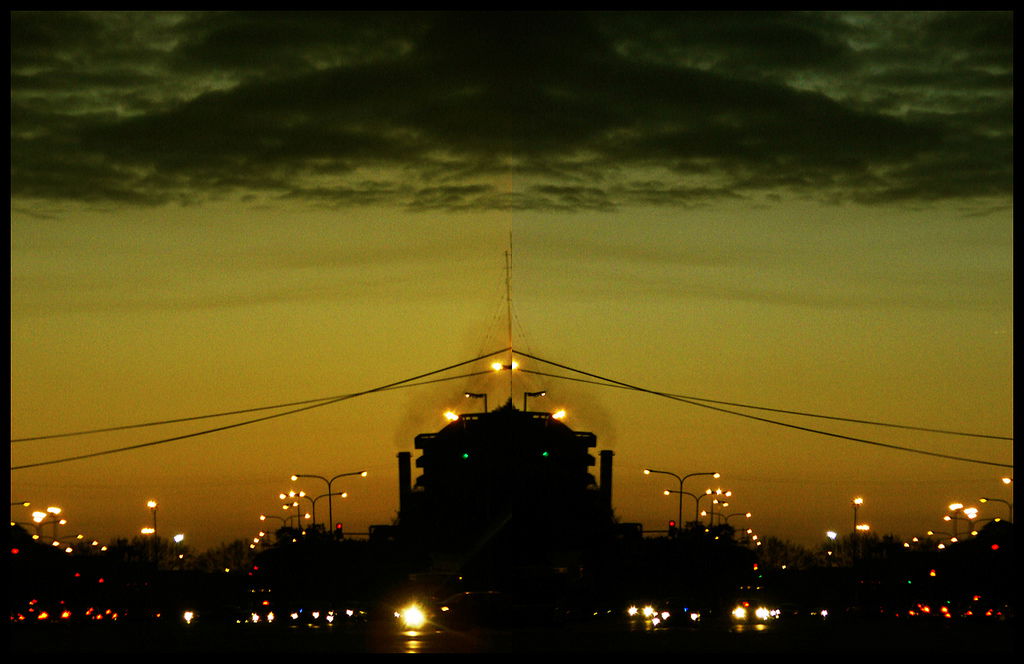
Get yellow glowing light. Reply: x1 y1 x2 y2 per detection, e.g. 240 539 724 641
443 410 459 422
399 604 427 630
552 409 567 420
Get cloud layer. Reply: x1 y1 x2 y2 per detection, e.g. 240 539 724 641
11 11 1013 210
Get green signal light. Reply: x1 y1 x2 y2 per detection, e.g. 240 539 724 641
461 453 470 460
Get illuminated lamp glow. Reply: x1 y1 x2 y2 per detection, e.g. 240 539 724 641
399 604 427 630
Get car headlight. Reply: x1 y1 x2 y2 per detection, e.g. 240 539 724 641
397 604 428 630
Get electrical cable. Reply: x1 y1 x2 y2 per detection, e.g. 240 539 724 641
516 351 1012 469
10 349 508 471
11 370 495 443
517 369 1012 440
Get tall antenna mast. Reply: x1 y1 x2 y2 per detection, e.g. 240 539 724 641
505 230 514 400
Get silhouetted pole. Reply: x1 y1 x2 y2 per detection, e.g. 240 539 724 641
644 469 720 528
980 496 1012 522
291 471 367 533
466 392 488 412
523 391 545 411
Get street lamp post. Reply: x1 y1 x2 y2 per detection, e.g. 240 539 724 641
662 489 699 532
852 497 863 534
30 508 65 541
259 514 289 543
281 500 303 528
307 491 350 535
523 391 545 411
709 490 732 526
465 392 488 413
944 503 978 538
643 469 720 528
147 500 158 536
146 499 159 567
291 471 367 534
696 490 715 526
979 497 1013 522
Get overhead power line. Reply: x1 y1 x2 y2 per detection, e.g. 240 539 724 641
11 369 494 444
14 363 1010 445
10 348 509 471
11 345 1011 470
515 350 1013 469
517 369 1012 440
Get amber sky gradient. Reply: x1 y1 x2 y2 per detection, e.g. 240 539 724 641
10 11 1013 552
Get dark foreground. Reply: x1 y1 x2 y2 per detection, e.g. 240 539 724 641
10 617 1015 653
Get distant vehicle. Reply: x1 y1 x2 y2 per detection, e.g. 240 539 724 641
729 599 781 625
396 591 515 632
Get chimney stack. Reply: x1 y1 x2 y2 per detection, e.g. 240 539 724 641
599 450 614 511
397 451 411 516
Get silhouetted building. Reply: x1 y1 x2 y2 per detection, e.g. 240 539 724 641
391 399 617 588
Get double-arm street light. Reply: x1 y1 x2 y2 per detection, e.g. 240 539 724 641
944 503 979 538
290 471 367 533
644 469 720 528
280 490 314 530
698 489 732 527
280 499 304 528
979 496 1012 522
31 507 65 540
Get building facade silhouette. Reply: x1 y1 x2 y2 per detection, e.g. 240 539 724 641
392 399 617 588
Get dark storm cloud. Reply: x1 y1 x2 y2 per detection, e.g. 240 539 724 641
10 11 1013 210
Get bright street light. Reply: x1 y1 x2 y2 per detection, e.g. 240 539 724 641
147 500 158 536
644 469 720 526
979 496 1013 521
852 497 864 534
290 470 367 534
